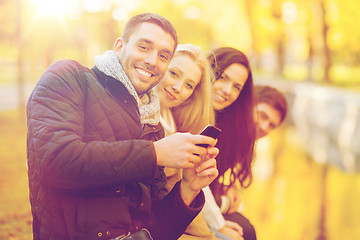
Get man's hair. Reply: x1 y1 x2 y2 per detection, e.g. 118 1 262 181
254 85 288 123
122 13 178 53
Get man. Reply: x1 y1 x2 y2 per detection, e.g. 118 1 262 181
27 13 218 240
220 84 288 240
253 85 288 139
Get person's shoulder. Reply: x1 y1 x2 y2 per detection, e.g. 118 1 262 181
49 59 88 73
39 59 93 89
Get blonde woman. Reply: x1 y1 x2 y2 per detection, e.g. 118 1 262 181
155 43 214 189
156 44 221 240
156 44 214 136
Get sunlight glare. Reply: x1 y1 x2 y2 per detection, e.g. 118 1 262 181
84 0 112 13
33 0 72 17
282 1 297 24
184 6 201 20
112 7 129 22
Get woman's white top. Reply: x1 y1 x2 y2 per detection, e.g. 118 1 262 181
159 108 176 136
201 186 226 230
160 107 226 230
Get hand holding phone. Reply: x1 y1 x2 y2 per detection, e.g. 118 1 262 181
197 124 222 148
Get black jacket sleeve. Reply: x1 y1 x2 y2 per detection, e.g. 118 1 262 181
149 181 205 240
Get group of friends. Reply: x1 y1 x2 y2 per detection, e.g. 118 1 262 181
26 13 288 240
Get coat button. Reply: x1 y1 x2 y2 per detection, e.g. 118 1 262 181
106 230 111 235
97 232 102 237
140 202 145 207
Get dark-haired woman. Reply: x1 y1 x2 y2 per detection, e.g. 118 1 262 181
202 47 257 240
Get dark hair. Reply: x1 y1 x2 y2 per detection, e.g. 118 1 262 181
122 13 178 53
254 85 288 123
208 47 256 191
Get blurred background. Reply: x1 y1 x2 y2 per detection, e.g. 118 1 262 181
0 0 359 239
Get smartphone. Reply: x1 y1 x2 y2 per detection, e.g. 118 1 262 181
197 124 222 148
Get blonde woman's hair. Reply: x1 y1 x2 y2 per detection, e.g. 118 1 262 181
171 44 215 134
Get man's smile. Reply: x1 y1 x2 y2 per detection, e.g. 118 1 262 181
135 67 155 80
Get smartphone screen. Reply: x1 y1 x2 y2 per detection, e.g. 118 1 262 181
197 124 222 148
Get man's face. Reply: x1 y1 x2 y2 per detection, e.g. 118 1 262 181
114 22 175 96
254 102 282 139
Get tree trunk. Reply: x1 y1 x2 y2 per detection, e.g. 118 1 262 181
307 35 314 82
16 0 25 121
243 0 261 69
317 163 329 240
320 0 331 83
271 0 285 76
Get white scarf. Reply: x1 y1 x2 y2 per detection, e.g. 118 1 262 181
95 50 160 126
159 108 176 137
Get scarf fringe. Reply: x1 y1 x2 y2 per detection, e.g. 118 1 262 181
95 50 160 126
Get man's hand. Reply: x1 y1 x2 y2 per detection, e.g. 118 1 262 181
225 220 243 236
153 132 217 168
225 185 242 214
218 221 244 240
180 145 219 205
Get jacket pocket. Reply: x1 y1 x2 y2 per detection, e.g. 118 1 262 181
85 196 131 239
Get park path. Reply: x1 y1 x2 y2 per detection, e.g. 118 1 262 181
0 83 35 112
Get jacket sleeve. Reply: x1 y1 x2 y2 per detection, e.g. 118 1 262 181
26 60 157 191
149 181 205 240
